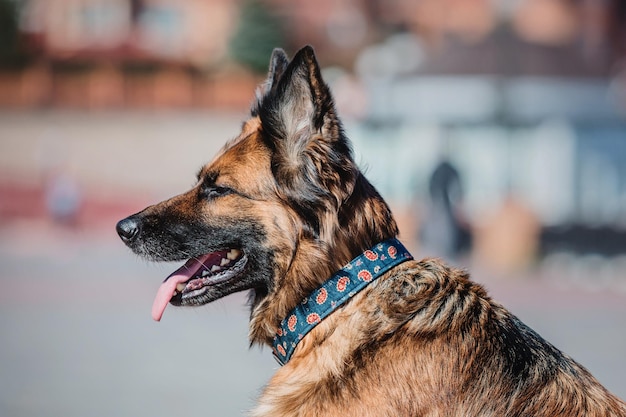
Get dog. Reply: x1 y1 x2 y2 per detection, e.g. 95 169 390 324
116 46 626 416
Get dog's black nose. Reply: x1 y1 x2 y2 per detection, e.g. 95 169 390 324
116 217 140 243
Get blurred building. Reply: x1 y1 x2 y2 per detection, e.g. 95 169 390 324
341 0 626 269
0 0 623 107
0 0 255 109
21 0 234 67
1 0 625 267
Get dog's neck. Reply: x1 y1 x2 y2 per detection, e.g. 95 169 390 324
272 238 413 365
248 172 401 346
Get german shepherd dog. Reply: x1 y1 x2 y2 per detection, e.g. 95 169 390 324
116 46 626 416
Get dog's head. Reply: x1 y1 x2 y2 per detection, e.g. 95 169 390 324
116 46 398 343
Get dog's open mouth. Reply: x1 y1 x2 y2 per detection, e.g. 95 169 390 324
151 249 246 321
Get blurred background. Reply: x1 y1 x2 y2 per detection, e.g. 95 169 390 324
1 0 625 415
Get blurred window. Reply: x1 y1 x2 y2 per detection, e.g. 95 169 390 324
78 0 129 47
138 5 184 57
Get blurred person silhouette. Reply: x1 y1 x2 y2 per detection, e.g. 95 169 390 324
39 131 83 226
44 167 82 226
420 158 471 261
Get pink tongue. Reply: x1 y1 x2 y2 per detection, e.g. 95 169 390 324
151 255 213 322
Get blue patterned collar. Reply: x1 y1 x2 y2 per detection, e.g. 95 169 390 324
272 238 413 365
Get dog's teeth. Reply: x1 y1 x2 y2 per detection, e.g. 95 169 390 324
211 265 221 273
220 258 231 267
176 283 186 292
202 269 211 277
227 249 240 260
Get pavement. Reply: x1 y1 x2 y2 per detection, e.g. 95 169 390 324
0 222 277 417
0 111 624 416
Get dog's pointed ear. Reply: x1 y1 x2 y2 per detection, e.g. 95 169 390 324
267 48 289 93
265 45 336 137
258 45 342 155
257 46 356 236
253 48 289 112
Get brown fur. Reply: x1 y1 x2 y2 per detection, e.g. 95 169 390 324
117 46 626 417
254 259 626 416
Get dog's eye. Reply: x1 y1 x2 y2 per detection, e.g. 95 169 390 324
200 185 231 200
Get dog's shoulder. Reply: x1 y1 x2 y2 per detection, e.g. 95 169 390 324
370 258 491 336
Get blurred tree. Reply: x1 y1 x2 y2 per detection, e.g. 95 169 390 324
0 0 22 67
229 0 286 74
